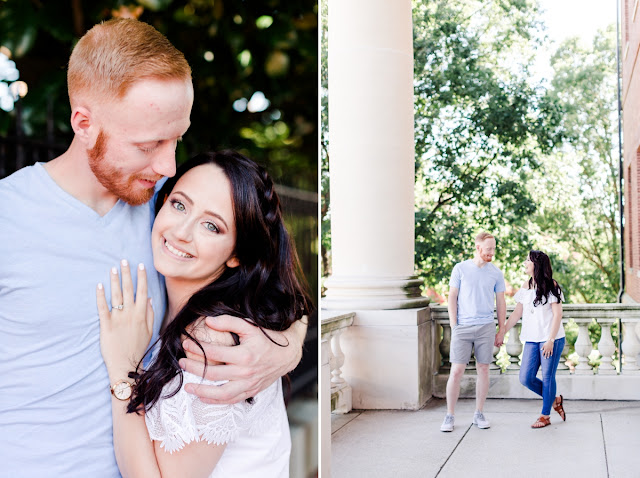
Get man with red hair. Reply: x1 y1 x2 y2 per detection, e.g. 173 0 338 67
440 231 506 432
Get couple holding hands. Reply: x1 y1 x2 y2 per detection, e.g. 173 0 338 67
441 232 567 432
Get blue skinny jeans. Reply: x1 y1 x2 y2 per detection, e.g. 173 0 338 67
519 337 565 416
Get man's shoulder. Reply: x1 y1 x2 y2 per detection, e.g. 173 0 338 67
0 166 45 209
0 164 39 191
454 259 473 269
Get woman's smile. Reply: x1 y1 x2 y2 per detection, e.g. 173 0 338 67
162 237 194 260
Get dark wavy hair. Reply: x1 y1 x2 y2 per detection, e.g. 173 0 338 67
528 250 563 307
127 150 313 413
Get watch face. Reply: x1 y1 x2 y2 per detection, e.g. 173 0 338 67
113 381 132 400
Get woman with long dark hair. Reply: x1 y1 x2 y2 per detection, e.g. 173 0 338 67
97 151 312 477
503 250 566 429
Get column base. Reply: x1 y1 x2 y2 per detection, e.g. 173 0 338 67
326 307 432 409
331 384 352 414
323 275 430 310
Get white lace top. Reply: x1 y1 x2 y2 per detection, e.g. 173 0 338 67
144 371 291 477
513 287 565 343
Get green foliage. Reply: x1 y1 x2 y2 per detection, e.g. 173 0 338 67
528 27 620 303
411 0 619 304
320 0 330 281
0 0 317 190
564 320 578 350
413 0 562 297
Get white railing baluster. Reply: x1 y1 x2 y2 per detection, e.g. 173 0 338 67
427 303 640 398
621 318 640 372
505 324 522 374
574 319 594 374
330 329 346 387
439 323 451 373
321 313 355 414
596 319 617 374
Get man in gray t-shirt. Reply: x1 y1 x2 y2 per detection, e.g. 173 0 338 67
440 232 506 432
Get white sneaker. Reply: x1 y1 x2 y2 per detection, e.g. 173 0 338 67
440 413 454 432
473 410 490 429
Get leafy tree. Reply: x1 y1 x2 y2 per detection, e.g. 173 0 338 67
413 0 562 298
0 0 317 190
320 0 330 281
529 27 620 303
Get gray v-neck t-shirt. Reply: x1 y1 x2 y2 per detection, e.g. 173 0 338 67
449 259 505 326
0 162 166 477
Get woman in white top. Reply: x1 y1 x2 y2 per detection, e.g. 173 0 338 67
97 151 312 477
503 250 567 429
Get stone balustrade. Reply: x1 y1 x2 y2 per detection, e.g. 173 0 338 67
431 303 640 400
321 303 640 478
321 312 355 413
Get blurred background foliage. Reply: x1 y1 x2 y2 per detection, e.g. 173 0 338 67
319 0 329 287
0 0 317 191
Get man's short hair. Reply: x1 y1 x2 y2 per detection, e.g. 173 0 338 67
68 19 191 106
475 231 495 244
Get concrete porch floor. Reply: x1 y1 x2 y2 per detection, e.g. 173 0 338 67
331 398 640 478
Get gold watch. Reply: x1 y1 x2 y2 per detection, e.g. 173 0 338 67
110 379 133 401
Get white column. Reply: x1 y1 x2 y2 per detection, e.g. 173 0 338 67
323 0 431 410
324 0 427 310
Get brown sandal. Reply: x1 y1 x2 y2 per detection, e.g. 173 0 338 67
553 395 566 421
531 415 551 428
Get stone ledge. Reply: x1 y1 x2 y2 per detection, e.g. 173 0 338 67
433 372 640 400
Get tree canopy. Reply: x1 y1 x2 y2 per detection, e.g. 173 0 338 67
412 0 619 303
414 0 554 295
0 0 317 190
528 27 620 303
321 0 620 304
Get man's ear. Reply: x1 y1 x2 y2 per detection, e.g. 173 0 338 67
226 256 240 268
70 106 94 145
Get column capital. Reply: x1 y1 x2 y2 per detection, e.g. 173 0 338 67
323 275 430 310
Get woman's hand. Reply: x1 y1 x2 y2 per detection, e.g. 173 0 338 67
542 339 554 359
97 260 154 381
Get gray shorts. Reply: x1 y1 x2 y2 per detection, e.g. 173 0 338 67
450 322 496 365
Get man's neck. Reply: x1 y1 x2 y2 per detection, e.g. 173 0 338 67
44 139 118 216
473 255 487 267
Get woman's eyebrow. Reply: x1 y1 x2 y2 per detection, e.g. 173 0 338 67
172 190 229 229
